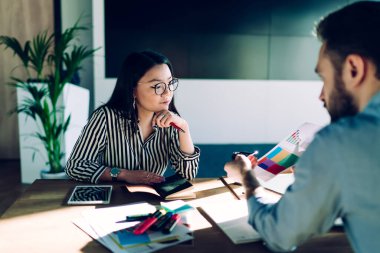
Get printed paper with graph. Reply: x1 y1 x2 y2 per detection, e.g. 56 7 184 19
253 122 322 181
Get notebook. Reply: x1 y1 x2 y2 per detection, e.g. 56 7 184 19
201 200 261 244
126 174 195 200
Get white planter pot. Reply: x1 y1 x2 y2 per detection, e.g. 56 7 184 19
40 169 69 179
17 83 89 183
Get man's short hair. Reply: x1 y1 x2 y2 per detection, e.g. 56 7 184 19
316 1 380 78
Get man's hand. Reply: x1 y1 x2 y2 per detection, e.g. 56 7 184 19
224 155 253 183
224 155 261 198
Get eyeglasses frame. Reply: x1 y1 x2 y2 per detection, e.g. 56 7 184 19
150 78 179 95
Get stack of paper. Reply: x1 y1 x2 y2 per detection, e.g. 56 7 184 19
73 202 193 253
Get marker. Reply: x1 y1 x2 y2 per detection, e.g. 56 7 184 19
170 122 186 133
162 213 181 234
125 214 150 222
116 214 150 223
133 209 165 235
231 150 259 160
150 212 173 231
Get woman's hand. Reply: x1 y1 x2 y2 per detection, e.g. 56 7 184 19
152 110 188 131
122 170 165 185
152 110 195 154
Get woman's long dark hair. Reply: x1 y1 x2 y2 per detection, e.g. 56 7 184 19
98 50 179 130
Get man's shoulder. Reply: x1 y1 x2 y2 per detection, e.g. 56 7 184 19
295 119 359 171
316 114 377 144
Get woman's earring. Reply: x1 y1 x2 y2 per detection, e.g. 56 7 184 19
133 97 136 109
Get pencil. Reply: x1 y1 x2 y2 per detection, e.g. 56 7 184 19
219 177 241 200
170 122 186 133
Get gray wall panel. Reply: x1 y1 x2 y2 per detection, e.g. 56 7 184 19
189 35 269 79
270 0 348 36
269 36 320 80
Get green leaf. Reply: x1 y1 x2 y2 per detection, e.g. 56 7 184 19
0 36 30 69
62 46 99 84
34 132 48 143
29 31 54 78
62 115 71 132
54 125 62 139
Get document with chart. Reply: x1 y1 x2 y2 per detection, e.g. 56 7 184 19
254 122 322 181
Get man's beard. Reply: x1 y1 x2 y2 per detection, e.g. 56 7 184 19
327 73 359 122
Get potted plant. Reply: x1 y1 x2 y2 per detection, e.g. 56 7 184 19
0 21 97 179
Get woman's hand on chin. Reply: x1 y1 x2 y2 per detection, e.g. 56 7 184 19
152 110 188 131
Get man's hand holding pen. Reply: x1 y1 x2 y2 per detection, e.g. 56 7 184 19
226 151 258 182
224 151 261 199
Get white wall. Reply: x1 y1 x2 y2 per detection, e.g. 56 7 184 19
176 80 329 143
93 78 330 144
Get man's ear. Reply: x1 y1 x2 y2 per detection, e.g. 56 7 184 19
343 54 366 88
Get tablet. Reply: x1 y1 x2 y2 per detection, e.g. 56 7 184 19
67 185 113 205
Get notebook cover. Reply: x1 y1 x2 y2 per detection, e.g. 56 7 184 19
153 174 194 199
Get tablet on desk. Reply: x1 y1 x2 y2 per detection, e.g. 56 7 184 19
67 185 113 205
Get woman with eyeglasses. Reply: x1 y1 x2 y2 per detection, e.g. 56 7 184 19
65 50 200 184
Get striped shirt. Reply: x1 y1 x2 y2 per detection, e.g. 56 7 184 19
65 106 200 183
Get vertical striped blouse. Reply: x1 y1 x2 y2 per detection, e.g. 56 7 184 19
65 106 200 183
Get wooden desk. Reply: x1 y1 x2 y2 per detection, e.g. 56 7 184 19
0 179 353 253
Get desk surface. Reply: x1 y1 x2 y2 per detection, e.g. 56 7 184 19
0 179 353 253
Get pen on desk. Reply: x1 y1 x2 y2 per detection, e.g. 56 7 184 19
170 122 186 133
219 176 241 200
116 215 149 223
125 214 150 222
162 213 181 234
133 209 165 235
115 213 151 223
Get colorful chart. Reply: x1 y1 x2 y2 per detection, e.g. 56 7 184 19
286 130 301 145
257 146 299 175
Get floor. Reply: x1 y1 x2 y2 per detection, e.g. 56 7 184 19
0 160 29 216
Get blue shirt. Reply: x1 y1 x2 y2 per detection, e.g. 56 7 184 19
247 91 380 253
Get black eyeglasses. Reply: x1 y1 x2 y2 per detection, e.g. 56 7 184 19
151 78 179 95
